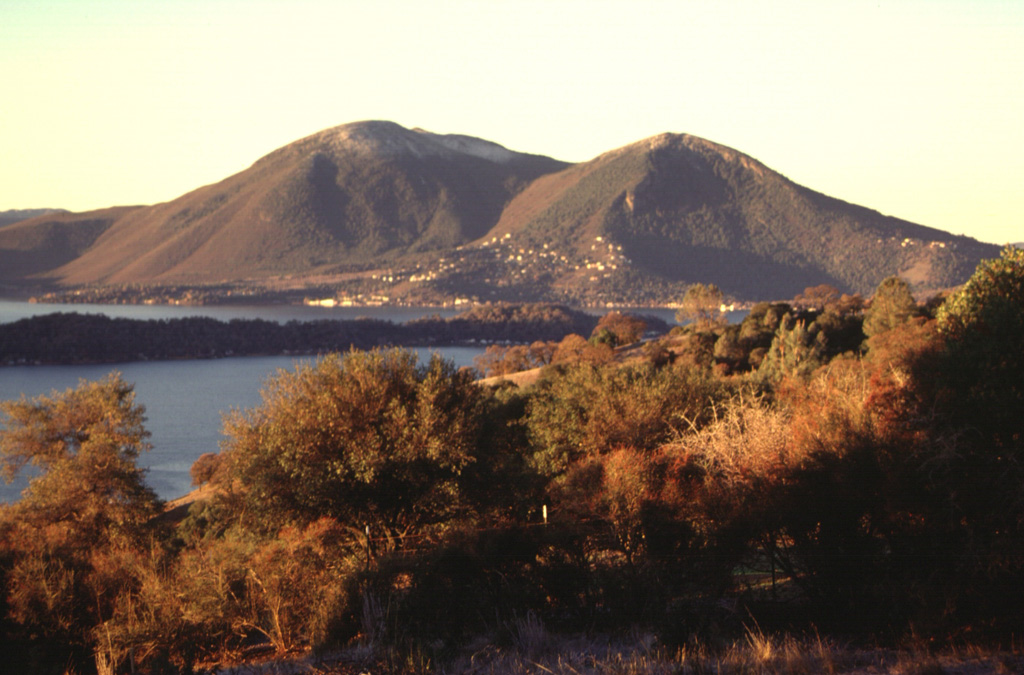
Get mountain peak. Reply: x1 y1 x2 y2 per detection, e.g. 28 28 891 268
626 132 763 167
303 120 520 164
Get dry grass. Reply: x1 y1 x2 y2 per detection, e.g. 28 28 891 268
294 625 1024 675
477 366 545 389
206 625 1024 675
437 632 1024 675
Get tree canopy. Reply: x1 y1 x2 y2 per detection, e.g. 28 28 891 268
220 348 487 534
935 245 1024 448
863 276 916 338
0 373 159 539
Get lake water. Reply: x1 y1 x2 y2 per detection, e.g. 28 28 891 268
0 300 747 328
0 299 459 324
0 300 741 504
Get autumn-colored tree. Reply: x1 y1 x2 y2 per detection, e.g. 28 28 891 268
551 334 588 364
474 341 564 377
793 284 841 310
527 340 557 367
0 374 163 672
190 451 222 486
862 317 944 441
474 344 532 377
526 362 721 477
550 333 613 365
591 311 647 347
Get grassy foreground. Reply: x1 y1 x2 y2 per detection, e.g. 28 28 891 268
217 626 1024 675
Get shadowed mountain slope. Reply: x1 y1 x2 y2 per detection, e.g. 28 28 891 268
48 121 568 285
486 133 997 298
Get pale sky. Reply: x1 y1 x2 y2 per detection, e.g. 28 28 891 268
1 0 1021 245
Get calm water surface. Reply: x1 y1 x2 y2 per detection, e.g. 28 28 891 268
0 299 458 324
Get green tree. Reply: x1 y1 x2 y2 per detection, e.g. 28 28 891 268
929 247 1024 627
758 314 826 380
936 245 1024 453
220 348 487 535
937 246 1024 341
676 283 724 331
863 276 916 338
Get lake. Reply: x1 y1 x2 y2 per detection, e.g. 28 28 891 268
0 299 460 324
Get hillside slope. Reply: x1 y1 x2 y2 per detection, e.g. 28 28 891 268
485 133 996 298
0 207 138 284
49 121 568 285
0 208 69 228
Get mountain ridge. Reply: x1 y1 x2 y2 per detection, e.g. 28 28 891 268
0 121 1000 302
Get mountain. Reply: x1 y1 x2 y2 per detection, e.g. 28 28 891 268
0 122 1000 302
37 121 568 285
485 133 997 299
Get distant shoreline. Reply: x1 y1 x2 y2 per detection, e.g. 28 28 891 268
0 304 670 367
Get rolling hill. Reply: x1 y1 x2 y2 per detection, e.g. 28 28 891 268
0 208 69 228
0 122 1000 302
0 207 138 284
